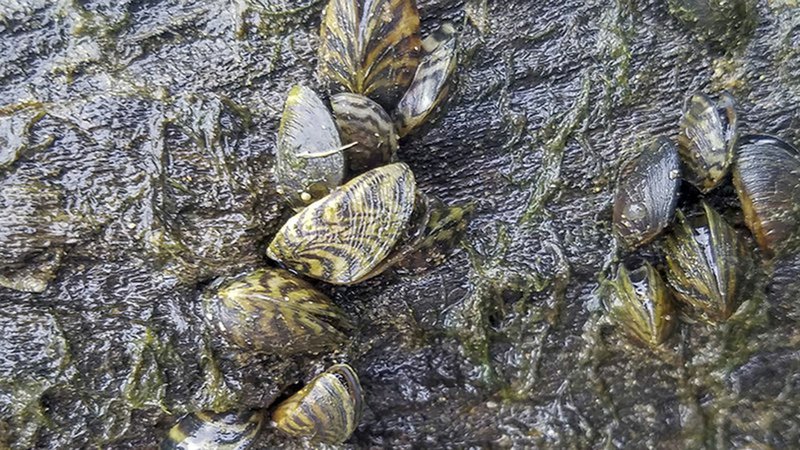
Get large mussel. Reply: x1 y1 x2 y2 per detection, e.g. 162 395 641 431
677 92 738 192
272 363 363 444
604 260 677 347
161 410 264 450
318 0 422 111
275 85 346 209
664 203 749 323
613 137 681 250
267 162 416 284
733 134 800 259
202 268 351 355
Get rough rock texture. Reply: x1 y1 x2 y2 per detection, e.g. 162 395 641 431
1 0 799 448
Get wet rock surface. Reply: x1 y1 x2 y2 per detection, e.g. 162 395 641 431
1 0 799 448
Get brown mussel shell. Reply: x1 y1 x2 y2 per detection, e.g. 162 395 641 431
318 0 422 111
677 92 738 192
733 134 800 259
331 92 398 175
604 261 677 347
613 137 681 250
272 363 363 444
161 410 264 450
394 22 458 138
202 268 350 356
267 162 416 285
275 85 346 209
664 203 749 323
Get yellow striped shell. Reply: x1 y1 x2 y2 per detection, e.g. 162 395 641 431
343 190 433 279
202 268 350 355
395 197 474 273
318 0 422 110
394 23 458 137
677 92 738 192
604 261 676 347
161 410 264 450
267 162 416 285
272 364 363 444
276 85 346 209
331 93 398 175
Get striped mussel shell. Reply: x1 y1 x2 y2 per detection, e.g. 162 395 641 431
318 0 422 111
267 163 416 285
394 22 458 138
733 134 800 259
161 410 264 450
272 364 363 444
677 92 738 192
613 137 681 250
604 260 676 347
276 84 346 210
202 268 350 356
664 203 749 323
331 93 398 175
394 196 474 274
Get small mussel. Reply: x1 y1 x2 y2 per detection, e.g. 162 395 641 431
394 198 475 274
267 162 417 285
276 84 346 209
733 134 800 259
161 410 264 450
272 363 363 444
613 137 681 250
667 0 757 48
318 0 422 111
331 92 398 174
664 203 748 323
203 268 351 355
677 92 738 192
604 261 676 347
394 22 458 138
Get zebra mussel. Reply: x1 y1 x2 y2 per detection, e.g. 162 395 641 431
277 0 459 208
165 0 469 447
606 91 799 347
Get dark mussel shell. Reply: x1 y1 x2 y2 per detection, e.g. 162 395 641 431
613 137 681 250
733 134 800 259
394 22 458 138
604 260 677 347
664 203 750 323
161 410 263 450
331 93 398 175
275 85 346 209
318 0 422 111
202 268 351 356
677 92 738 192
272 363 363 444
667 0 757 48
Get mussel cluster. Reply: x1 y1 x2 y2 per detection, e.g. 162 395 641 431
605 92 800 347
163 0 468 447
